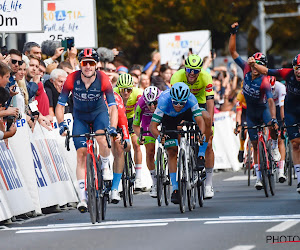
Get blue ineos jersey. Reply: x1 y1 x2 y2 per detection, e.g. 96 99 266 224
234 56 272 107
151 89 202 123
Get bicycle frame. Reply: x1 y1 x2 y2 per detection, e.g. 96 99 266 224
85 136 99 191
257 128 271 171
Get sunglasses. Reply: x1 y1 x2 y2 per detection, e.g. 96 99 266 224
11 59 23 66
147 100 158 106
255 60 265 66
171 99 187 106
293 65 300 71
185 68 201 74
120 87 133 93
81 60 96 67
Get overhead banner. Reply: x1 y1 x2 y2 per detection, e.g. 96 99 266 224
0 0 43 33
26 0 97 48
158 30 211 70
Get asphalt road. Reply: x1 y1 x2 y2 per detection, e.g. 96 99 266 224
1 170 300 250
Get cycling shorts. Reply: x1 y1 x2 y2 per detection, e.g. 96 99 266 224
72 110 109 150
138 135 156 145
127 117 134 135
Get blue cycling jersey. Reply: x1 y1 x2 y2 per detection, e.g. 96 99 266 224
234 56 272 107
151 89 202 123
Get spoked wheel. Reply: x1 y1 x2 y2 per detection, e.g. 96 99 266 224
178 149 187 213
187 148 196 211
164 159 171 206
286 141 293 186
122 161 129 207
86 154 97 224
156 147 163 207
101 191 108 220
267 142 275 196
126 152 134 206
197 174 204 207
247 140 252 186
96 162 102 223
259 141 269 198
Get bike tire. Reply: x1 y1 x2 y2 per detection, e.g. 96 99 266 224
267 141 275 196
101 193 108 221
122 160 128 207
164 156 170 206
187 148 196 211
156 147 163 207
287 140 293 186
178 148 186 213
198 175 204 207
86 154 97 224
96 160 102 223
247 140 251 186
127 152 134 206
259 141 269 198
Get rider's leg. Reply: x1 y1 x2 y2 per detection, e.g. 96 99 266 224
167 145 179 191
145 141 156 184
76 147 87 202
131 134 143 180
111 139 124 191
292 138 300 185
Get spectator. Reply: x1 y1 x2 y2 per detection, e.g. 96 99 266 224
46 62 58 75
39 60 47 83
8 49 22 75
130 72 139 87
57 61 74 75
25 56 39 101
143 51 160 79
44 69 68 117
140 73 150 90
65 47 79 70
129 64 142 82
41 40 64 67
116 65 128 74
151 64 172 91
23 42 42 60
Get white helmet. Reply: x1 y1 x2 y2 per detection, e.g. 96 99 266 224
143 86 161 103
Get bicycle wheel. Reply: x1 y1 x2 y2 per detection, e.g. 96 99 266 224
86 154 97 224
122 158 129 207
126 152 134 206
101 192 108 220
96 161 102 223
247 140 251 186
259 141 269 197
164 155 171 206
178 148 187 213
287 140 293 186
187 148 196 211
197 173 204 207
156 147 163 207
267 141 275 196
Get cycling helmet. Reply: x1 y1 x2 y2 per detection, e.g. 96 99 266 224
78 48 99 62
143 86 161 103
170 82 190 102
252 52 268 66
116 73 134 88
185 54 203 69
292 53 300 66
269 76 276 87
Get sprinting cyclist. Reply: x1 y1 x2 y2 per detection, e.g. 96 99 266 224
56 48 118 213
269 76 287 183
229 22 280 191
150 82 211 204
113 74 145 191
170 54 215 199
133 86 161 198
249 53 300 193
108 91 131 203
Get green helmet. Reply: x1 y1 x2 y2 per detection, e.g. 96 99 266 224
117 73 134 88
185 54 203 69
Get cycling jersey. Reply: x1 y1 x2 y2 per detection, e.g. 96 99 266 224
267 68 300 140
133 95 154 138
271 81 286 107
113 87 143 119
170 69 214 104
152 89 203 124
58 70 116 120
236 90 247 111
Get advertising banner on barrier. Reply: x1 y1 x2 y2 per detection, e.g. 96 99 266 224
0 141 35 216
0 183 13 222
213 112 242 171
8 113 41 214
26 0 97 48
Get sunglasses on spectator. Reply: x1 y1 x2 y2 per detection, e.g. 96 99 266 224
185 68 201 74
147 100 158 106
171 99 187 106
293 65 300 71
81 60 96 67
120 87 133 93
255 60 265 66
11 59 23 66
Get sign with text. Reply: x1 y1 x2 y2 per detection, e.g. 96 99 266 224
158 30 211 70
0 0 43 32
26 0 97 48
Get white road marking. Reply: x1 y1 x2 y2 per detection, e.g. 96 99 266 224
228 245 255 250
219 214 300 220
266 220 300 232
205 219 300 224
16 222 168 234
223 176 256 181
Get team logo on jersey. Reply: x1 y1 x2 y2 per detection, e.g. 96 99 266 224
76 80 81 85
206 84 213 92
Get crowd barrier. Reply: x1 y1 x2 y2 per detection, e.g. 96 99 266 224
0 111 240 222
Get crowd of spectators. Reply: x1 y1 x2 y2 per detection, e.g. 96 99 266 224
0 40 243 144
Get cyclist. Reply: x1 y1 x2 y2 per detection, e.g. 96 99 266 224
249 53 300 193
113 74 145 191
56 48 118 213
270 76 287 183
170 54 215 199
133 86 161 198
229 22 280 191
107 91 131 203
149 82 211 204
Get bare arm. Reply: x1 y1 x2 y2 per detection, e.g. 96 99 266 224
248 57 269 75
228 22 239 60
133 124 141 138
280 106 284 121
108 105 118 129
149 121 160 139
268 98 276 119
55 103 65 124
206 99 214 124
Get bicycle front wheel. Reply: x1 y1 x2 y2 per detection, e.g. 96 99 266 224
156 147 163 206
86 154 97 224
267 141 275 196
187 148 196 211
164 156 171 206
259 141 269 198
96 160 102 223
122 158 129 207
178 148 187 213
126 152 134 206
287 140 293 186
247 140 252 186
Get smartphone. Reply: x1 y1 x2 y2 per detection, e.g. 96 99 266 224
62 37 75 51
0 46 8 56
